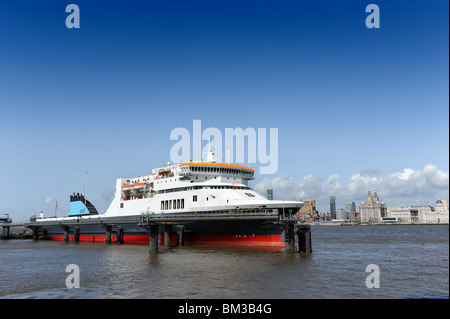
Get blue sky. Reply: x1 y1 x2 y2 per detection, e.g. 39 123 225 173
1 0 448 219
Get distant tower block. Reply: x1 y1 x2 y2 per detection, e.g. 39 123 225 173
267 188 273 200
330 196 336 220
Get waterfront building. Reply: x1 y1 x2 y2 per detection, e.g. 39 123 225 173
386 207 413 224
298 200 319 219
419 199 449 223
336 208 348 221
330 196 336 220
346 202 356 222
434 199 449 214
385 199 449 224
359 191 387 223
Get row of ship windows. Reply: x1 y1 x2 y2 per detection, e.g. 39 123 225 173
160 194 212 210
161 199 185 210
156 185 251 194
188 166 254 177
160 192 255 210
155 176 242 184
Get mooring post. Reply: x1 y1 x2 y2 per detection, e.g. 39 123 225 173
284 223 295 253
164 224 172 247
149 224 159 254
105 225 112 244
2 226 10 239
117 227 124 244
74 228 80 243
305 225 312 253
32 227 40 240
297 225 312 254
176 225 185 246
61 225 70 243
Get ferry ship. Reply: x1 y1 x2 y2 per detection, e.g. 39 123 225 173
35 148 304 247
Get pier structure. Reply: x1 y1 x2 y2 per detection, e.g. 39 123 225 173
0 215 12 239
282 222 312 254
3 210 312 254
0 216 35 239
138 210 286 254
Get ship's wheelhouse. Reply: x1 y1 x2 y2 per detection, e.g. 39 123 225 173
179 162 255 180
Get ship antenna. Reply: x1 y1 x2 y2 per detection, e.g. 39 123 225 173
84 170 88 204
208 136 211 153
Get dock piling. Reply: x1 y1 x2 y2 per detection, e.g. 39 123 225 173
74 228 80 243
176 225 185 246
104 224 112 244
164 224 172 247
149 224 159 254
284 223 296 253
2 226 10 239
60 225 70 243
297 225 312 254
117 227 124 244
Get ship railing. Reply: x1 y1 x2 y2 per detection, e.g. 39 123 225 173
140 209 279 222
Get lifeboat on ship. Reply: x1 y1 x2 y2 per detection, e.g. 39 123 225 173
158 169 171 175
122 182 147 191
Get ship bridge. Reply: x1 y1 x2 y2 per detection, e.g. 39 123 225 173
179 162 255 180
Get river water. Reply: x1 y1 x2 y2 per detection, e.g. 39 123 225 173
0 225 448 299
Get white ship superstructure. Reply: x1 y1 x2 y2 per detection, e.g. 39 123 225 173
105 149 300 218
34 148 303 246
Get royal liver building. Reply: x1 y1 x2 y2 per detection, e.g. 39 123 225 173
359 191 387 223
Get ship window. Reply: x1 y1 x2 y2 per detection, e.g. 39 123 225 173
193 195 197 202
161 201 164 210
120 203 124 208
181 199 184 208
177 199 180 209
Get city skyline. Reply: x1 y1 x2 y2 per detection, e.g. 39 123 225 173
0 1 448 221
259 187 448 216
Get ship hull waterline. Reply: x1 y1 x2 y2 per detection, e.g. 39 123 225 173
38 219 286 248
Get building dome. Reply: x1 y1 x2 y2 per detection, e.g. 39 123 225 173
436 199 442 204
